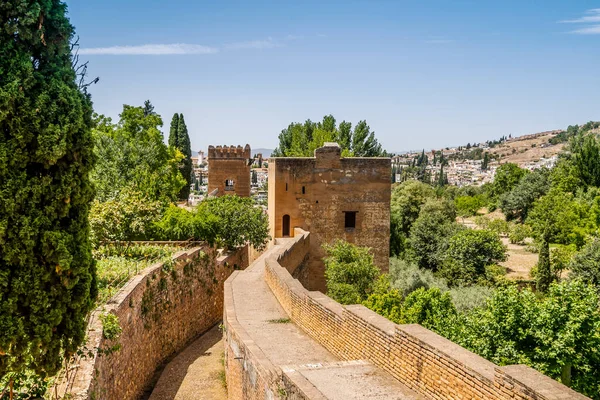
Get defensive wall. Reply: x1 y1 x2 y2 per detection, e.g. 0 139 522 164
224 228 588 400
57 245 248 400
208 144 252 197
268 143 391 291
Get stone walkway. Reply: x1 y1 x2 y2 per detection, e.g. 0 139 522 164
229 240 424 399
148 324 226 400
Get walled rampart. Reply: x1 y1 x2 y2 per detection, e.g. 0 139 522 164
251 229 588 400
58 246 248 400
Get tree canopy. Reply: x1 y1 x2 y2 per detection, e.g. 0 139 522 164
91 104 186 204
0 0 96 379
272 115 387 157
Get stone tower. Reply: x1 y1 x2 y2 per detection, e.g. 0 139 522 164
207 144 251 197
268 142 391 291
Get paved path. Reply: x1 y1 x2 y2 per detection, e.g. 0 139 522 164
229 240 424 399
148 325 226 400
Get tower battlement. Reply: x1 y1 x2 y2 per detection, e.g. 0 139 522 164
208 144 251 160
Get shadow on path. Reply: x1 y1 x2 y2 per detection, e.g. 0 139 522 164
147 324 226 400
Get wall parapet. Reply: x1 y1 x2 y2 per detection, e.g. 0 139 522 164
263 231 589 400
57 246 248 400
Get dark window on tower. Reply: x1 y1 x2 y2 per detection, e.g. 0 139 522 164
344 211 357 230
302 186 306 194
285 183 288 191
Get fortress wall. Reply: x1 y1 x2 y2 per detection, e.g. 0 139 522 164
263 232 588 400
58 246 248 400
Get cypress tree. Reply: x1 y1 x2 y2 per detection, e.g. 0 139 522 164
0 0 96 379
168 113 179 148
536 237 553 293
176 114 192 200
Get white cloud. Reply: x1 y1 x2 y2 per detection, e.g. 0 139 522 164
225 38 281 50
570 25 600 35
560 8 600 23
78 43 218 55
559 8 600 34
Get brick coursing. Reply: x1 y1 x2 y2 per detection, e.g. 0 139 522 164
259 229 589 400
56 246 248 400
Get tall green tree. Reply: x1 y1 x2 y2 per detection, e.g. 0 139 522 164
176 114 192 200
0 0 96 380
168 113 179 148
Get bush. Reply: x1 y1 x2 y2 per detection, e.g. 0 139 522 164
448 285 495 313
569 238 600 289
401 287 457 332
508 223 532 245
439 229 507 287
362 275 403 323
487 219 510 236
324 240 381 304
90 189 163 245
455 195 484 217
388 258 448 297
408 199 462 271
154 196 270 250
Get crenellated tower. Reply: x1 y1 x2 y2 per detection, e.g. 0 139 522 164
207 144 251 197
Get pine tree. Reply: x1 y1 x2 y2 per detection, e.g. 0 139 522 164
0 0 96 379
168 113 179 148
177 114 192 200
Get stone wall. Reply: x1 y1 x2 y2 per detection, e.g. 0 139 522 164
208 144 251 197
58 246 248 400
260 230 588 400
268 143 391 291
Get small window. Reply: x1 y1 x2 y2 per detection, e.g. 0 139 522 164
285 183 288 191
302 186 306 194
225 179 234 191
344 211 357 229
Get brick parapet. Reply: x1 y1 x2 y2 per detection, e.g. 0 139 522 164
263 232 589 400
56 246 248 400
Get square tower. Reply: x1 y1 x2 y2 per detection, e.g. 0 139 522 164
268 143 391 291
207 144 251 197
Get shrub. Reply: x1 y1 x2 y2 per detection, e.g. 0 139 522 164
448 286 495 313
439 229 507 287
487 219 510 236
569 238 600 289
508 223 532 245
388 258 448 296
401 287 457 332
324 240 380 304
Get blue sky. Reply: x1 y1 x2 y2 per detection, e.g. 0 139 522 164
66 1 600 153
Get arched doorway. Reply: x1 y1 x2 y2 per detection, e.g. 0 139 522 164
282 214 290 237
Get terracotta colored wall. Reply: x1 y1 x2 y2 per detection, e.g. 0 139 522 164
208 145 251 197
262 234 589 400
268 145 391 291
57 246 248 400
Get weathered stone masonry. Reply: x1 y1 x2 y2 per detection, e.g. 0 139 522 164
224 229 588 399
268 143 391 291
208 144 252 197
58 246 248 400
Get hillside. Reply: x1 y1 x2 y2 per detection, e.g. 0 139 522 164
488 130 565 165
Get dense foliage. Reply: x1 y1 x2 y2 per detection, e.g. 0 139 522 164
0 0 97 380
155 195 270 250
272 115 387 157
323 240 381 304
92 105 185 204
